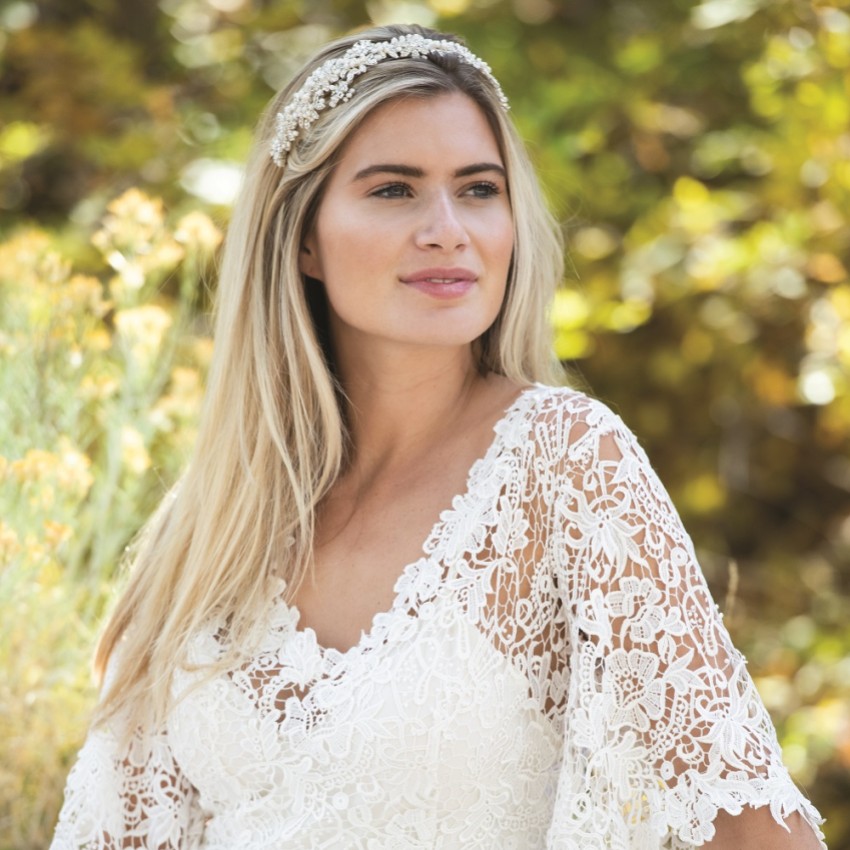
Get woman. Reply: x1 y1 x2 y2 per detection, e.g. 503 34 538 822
51 24 826 849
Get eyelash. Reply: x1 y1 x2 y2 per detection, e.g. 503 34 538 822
467 181 501 199
371 183 411 199
370 181 502 200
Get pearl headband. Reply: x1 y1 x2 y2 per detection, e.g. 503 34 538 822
270 34 510 168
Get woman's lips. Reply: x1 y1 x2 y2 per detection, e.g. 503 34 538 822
400 268 478 299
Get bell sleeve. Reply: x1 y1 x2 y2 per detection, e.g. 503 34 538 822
544 396 826 849
50 663 205 849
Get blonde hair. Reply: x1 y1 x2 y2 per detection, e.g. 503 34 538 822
94 23 565 731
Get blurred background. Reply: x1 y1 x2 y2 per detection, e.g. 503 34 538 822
1 0 848 846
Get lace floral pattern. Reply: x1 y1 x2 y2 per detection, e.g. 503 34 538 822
51 386 825 849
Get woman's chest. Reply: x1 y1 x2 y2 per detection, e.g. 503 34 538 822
168 599 563 835
167 407 573 833
295 454 483 654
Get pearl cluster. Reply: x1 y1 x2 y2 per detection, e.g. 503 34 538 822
270 34 509 168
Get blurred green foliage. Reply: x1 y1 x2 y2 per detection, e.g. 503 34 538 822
1 0 848 846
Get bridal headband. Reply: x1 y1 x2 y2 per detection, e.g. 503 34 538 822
270 33 510 168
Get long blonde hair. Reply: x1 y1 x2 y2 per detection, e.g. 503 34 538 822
94 23 565 730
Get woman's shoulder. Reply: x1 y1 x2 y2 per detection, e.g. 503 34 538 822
499 384 661 491
510 383 634 449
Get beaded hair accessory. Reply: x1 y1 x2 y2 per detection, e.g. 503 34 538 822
270 34 509 167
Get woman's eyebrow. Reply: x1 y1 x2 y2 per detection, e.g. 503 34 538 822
455 162 506 179
352 162 506 181
353 164 423 181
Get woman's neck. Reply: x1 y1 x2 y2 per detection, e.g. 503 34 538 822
334 341 484 479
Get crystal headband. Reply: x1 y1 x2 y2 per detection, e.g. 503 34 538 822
270 34 509 168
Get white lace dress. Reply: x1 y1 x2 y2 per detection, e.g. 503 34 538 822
51 386 825 849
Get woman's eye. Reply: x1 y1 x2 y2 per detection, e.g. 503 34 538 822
371 183 412 199
465 181 501 199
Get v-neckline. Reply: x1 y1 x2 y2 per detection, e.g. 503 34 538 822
274 383 542 662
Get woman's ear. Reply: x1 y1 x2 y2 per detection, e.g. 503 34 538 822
299 234 323 281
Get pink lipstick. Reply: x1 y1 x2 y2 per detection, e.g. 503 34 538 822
400 267 478 299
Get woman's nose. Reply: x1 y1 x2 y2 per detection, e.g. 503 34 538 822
414 193 470 251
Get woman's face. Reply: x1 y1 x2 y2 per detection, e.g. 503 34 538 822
300 92 513 363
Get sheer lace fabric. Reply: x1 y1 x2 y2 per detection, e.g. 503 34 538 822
51 386 825 849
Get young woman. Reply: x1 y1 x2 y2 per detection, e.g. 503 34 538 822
51 24 826 849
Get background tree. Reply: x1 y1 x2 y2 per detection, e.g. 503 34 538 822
1 0 847 846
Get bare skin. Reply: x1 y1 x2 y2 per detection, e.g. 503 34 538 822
294 93 518 652
705 808 823 849
294 354 522 654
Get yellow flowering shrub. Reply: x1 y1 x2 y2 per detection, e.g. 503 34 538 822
0 189 220 848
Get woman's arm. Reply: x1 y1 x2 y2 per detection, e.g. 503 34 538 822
51 652 204 850
544 393 826 849
706 808 824 849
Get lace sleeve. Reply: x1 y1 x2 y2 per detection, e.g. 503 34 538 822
544 397 826 850
50 687 205 849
